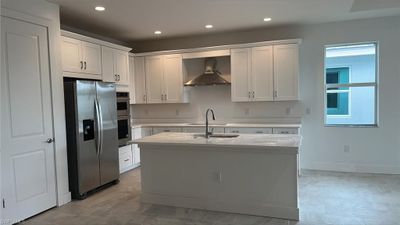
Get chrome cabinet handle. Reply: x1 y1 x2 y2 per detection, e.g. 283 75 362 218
117 74 120 81
143 95 146 102
274 90 278 98
256 131 263 134
84 61 87 70
124 159 130 162
161 94 164 101
80 61 83 70
115 74 118 81
248 91 251 98
46 138 54 143
164 94 167 101
252 91 255 98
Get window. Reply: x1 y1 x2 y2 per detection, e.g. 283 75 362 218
324 43 377 126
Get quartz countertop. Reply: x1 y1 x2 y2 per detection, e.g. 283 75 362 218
130 132 302 149
131 123 301 129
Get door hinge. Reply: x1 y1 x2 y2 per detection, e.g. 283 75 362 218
2 198 5 208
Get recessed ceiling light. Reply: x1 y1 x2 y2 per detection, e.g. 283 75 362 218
154 30 162 35
95 6 105 11
205 24 213 29
263 17 272 22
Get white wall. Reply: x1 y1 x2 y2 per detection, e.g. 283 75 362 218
132 16 400 174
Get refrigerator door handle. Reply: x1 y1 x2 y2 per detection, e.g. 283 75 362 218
97 99 104 155
94 98 101 156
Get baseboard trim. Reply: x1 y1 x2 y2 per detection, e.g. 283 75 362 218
57 191 71 206
141 192 299 220
303 162 400 174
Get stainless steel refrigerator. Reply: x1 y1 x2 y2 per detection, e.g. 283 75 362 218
64 80 119 199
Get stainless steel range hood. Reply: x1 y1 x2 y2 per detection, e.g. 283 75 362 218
184 57 230 86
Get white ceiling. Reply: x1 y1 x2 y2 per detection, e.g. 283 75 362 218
47 0 400 42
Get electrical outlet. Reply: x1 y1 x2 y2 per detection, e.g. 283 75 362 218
306 107 311 115
286 107 292 115
244 108 250 116
344 145 350 153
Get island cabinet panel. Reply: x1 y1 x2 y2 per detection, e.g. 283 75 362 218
182 127 224 133
225 127 273 134
139 144 299 220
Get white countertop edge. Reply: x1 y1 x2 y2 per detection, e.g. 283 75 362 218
133 141 299 154
131 123 302 129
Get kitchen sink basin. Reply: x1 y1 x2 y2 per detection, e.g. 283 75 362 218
193 134 239 138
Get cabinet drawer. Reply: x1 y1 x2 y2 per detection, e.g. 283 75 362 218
182 127 224 133
152 127 182 134
119 145 133 172
224 127 272 134
272 128 298 134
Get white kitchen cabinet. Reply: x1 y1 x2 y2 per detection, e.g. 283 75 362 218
130 56 147 104
102 46 129 85
272 127 299 134
273 44 299 101
119 145 134 173
145 54 185 104
231 44 299 102
152 127 183 134
225 127 273 134
61 36 101 77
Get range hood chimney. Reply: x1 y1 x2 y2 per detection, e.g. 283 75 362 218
184 57 230 86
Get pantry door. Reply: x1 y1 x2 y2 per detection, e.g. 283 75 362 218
1 17 57 222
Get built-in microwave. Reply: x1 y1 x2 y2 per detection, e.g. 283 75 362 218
116 92 131 146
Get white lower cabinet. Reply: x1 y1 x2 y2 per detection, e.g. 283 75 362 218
272 128 299 134
119 145 134 173
152 127 182 134
225 127 273 134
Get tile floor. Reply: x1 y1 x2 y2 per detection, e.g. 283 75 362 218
23 168 400 225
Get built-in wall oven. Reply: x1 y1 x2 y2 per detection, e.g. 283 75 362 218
116 92 131 146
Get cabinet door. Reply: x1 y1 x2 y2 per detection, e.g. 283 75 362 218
132 56 147 104
81 41 102 75
101 46 116 82
163 54 183 103
272 127 299 134
231 48 251 102
61 36 82 73
251 46 274 101
115 50 129 86
145 56 164 103
225 127 272 134
273 44 299 101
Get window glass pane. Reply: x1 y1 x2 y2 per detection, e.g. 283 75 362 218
325 44 376 83
326 86 375 125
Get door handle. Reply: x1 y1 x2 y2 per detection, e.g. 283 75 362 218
118 74 120 81
252 91 255 98
84 61 87 70
248 91 251 98
46 138 54 143
80 61 83 70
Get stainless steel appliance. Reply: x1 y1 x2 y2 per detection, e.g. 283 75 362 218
184 57 230 86
64 80 119 199
116 92 131 146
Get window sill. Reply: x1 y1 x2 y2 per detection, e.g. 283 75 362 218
324 124 378 128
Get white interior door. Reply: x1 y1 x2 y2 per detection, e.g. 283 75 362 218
251 46 274 101
231 48 251 102
273 44 299 101
163 54 183 103
1 17 57 222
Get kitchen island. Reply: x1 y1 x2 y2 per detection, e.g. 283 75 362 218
132 132 302 220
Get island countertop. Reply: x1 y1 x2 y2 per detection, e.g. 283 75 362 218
130 132 302 149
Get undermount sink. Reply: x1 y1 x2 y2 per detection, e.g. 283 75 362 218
193 134 239 138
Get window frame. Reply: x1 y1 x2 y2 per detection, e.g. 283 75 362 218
326 66 352 118
323 42 379 127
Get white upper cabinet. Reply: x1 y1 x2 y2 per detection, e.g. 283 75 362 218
61 36 101 76
273 44 299 101
144 54 185 104
130 56 147 104
102 46 129 85
231 43 299 102
231 48 252 102
252 46 274 101
163 54 183 103
145 55 164 103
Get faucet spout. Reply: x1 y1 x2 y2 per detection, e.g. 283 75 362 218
205 108 216 139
